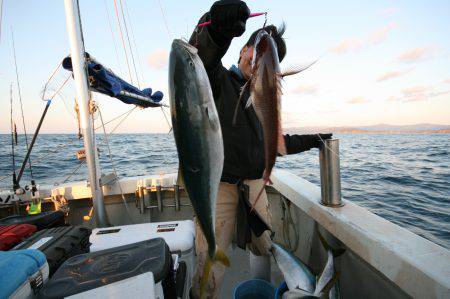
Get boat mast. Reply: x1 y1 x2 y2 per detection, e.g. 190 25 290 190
63 0 109 227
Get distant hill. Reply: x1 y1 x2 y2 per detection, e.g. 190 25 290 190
285 124 450 134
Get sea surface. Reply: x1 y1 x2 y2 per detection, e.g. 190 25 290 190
0 133 449 249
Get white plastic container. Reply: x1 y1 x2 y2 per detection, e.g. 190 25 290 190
90 219 195 294
66 271 162 299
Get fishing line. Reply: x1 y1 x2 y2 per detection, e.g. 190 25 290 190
160 106 172 131
11 27 34 180
10 84 17 188
41 62 63 101
316 133 340 159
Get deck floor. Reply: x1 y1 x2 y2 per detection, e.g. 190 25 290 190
220 247 284 298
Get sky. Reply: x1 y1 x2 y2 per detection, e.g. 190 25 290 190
0 0 449 133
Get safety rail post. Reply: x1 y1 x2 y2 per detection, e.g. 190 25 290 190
319 138 344 207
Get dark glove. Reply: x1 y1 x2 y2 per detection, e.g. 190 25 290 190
209 0 250 39
313 133 333 148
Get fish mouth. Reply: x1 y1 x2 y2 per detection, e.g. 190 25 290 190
172 39 198 55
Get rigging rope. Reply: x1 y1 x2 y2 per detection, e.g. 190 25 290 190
103 0 123 75
112 0 134 84
55 160 85 185
157 0 171 39
122 0 145 85
94 106 136 130
0 0 3 44
118 0 140 88
98 107 134 223
11 27 33 180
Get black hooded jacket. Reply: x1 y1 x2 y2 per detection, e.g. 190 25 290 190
189 16 318 183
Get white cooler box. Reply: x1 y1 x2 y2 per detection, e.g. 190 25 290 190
90 220 195 292
67 272 161 299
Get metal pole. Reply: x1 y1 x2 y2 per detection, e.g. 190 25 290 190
16 100 51 185
319 139 344 207
64 0 109 226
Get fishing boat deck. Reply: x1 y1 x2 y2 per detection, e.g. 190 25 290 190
1 170 449 298
221 246 284 297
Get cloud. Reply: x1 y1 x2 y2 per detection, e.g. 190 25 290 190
397 47 435 63
389 85 450 102
331 23 396 54
347 96 369 104
292 84 318 95
378 7 398 16
376 68 413 82
148 49 169 69
331 38 364 54
369 22 396 45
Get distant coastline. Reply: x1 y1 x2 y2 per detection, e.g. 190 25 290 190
285 124 450 135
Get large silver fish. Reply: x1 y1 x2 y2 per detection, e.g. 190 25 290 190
168 39 230 293
272 239 340 298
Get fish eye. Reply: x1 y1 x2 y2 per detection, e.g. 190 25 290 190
189 61 195 67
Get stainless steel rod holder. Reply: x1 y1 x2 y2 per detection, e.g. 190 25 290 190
156 185 163 212
319 138 344 207
174 185 181 211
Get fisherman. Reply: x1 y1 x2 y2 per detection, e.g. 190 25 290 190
189 1 332 297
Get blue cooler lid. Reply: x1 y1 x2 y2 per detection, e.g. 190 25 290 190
0 249 46 298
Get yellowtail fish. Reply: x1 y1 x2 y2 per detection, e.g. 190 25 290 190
168 39 230 297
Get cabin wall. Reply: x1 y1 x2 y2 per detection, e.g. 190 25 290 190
267 189 410 299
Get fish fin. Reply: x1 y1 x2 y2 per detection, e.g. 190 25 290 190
199 257 212 298
279 60 319 78
282 289 319 299
177 168 185 189
316 272 340 297
199 248 230 298
317 230 346 257
215 248 231 267
315 249 334 295
232 79 251 125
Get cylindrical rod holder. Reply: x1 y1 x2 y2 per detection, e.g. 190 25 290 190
156 185 163 212
319 139 344 207
174 185 180 211
138 187 145 214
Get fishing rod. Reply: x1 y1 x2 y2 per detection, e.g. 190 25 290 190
16 100 52 192
10 84 18 190
197 12 266 27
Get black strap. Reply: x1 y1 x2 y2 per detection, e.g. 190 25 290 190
235 180 271 250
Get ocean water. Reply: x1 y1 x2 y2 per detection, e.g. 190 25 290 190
0 133 449 249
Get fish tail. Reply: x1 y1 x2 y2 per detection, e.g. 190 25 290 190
215 248 231 267
317 230 346 257
199 248 230 298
